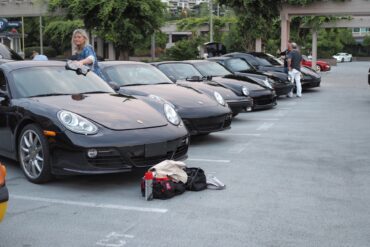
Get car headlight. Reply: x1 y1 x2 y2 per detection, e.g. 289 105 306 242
149 94 175 108
242 86 249 96
164 103 180 125
214 91 225 106
263 79 273 89
57 110 98 135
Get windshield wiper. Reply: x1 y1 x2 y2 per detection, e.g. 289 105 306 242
155 82 172 84
30 93 71 98
123 83 145 86
80 91 110 94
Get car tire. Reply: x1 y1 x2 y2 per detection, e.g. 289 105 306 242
315 65 321 72
18 124 53 183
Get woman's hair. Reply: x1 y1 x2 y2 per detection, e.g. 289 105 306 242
71 29 90 55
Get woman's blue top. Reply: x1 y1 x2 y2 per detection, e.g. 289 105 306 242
76 45 105 79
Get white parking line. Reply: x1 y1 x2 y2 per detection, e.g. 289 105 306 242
12 195 168 213
215 133 261 136
257 123 275 131
187 158 230 163
249 118 279 121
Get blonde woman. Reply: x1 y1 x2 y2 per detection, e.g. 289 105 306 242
71 29 104 79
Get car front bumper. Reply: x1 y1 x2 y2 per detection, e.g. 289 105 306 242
182 113 233 135
48 125 189 175
302 77 321 88
226 97 253 115
250 89 277 110
273 83 294 96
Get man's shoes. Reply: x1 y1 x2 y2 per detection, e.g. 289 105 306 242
287 92 293 98
296 95 302 98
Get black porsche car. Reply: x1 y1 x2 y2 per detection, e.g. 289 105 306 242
224 52 322 89
207 56 294 96
154 61 277 110
0 61 189 183
100 61 235 135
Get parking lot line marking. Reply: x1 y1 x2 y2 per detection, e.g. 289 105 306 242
12 195 168 213
187 158 230 163
257 122 275 131
249 118 279 121
215 133 261 136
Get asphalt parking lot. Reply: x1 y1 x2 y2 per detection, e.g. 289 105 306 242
1 61 370 247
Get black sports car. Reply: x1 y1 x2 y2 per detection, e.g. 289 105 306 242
0 61 189 183
207 56 294 96
224 52 321 89
100 61 234 135
151 62 254 114
154 61 277 110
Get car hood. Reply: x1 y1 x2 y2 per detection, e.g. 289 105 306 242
120 84 219 108
211 76 266 90
30 94 168 130
177 80 241 101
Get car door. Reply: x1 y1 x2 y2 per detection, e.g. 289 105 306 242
0 69 13 154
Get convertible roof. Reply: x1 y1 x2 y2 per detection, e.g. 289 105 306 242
0 60 65 72
100 61 146 68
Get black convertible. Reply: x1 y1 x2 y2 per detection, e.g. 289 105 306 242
207 56 294 96
154 61 277 110
100 61 235 135
0 61 189 183
224 52 322 89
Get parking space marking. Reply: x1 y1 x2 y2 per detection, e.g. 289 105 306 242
187 158 230 163
12 195 168 213
248 118 279 121
96 232 134 247
257 122 275 131
215 133 261 136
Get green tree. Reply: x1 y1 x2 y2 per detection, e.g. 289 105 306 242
162 36 205 60
44 19 84 54
49 0 166 60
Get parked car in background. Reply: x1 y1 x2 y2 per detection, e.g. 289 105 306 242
225 52 322 89
301 55 331 72
0 43 23 60
150 61 253 115
154 61 277 110
100 61 234 135
208 56 294 96
333 53 352 62
0 163 8 222
0 61 189 183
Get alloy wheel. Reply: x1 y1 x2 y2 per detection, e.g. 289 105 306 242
19 129 44 179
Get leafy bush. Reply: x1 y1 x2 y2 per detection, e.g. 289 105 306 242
162 37 204 60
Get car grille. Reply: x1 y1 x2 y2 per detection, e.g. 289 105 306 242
183 114 232 134
87 138 188 169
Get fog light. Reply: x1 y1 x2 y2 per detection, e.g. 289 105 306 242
246 107 252 112
87 149 98 158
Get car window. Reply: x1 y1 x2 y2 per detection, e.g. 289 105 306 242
157 63 203 80
0 44 23 60
193 62 232 77
10 67 114 98
252 53 281 66
225 58 253 72
0 70 6 92
105 64 173 86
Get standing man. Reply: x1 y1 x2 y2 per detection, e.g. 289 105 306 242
287 42 302 98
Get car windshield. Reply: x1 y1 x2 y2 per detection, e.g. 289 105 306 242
157 63 203 80
10 67 114 98
104 64 173 86
194 62 231 77
225 58 254 72
252 53 282 66
0 44 23 60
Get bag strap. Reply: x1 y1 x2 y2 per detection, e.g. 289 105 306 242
187 168 200 190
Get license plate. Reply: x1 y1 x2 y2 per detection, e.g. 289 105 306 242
145 143 167 157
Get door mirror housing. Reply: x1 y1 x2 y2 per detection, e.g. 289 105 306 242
108 81 120 91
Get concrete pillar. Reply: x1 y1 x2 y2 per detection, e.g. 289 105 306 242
108 42 115 60
255 38 262 52
312 29 317 70
280 13 290 52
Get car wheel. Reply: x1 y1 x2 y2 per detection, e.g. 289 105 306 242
315 65 321 72
18 124 52 183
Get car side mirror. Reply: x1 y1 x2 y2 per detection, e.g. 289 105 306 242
168 75 177 83
65 60 90 76
108 81 120 91
186 76 202 82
